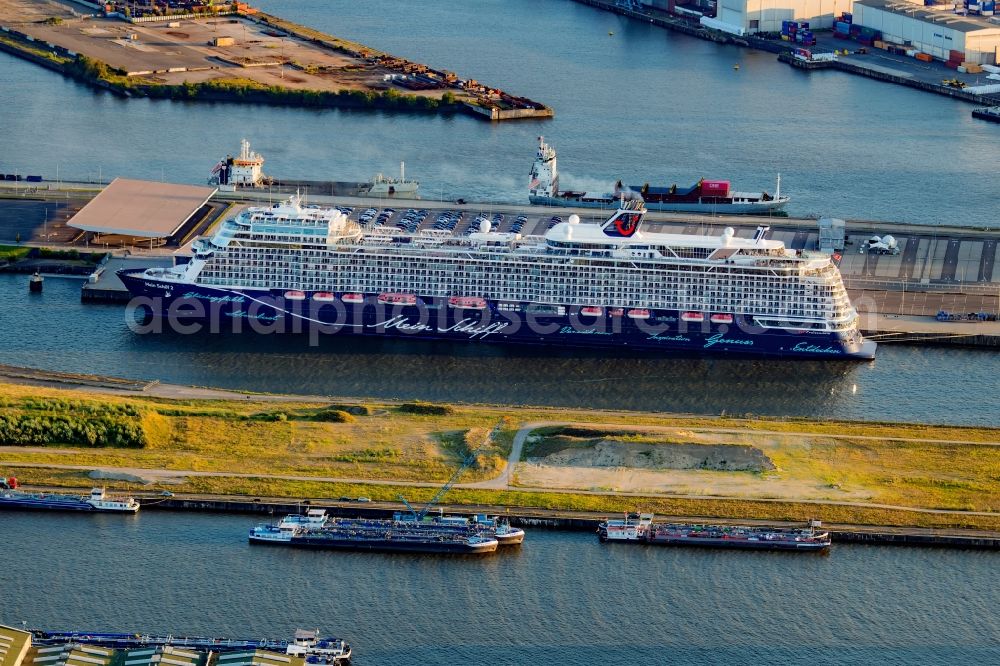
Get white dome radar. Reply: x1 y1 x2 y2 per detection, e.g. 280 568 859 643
721 227 735 247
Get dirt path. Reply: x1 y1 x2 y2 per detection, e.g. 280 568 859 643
466 421 556 490
6 457 1000 519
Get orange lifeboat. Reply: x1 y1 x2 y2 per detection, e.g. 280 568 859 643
284 290 306 301
580 306 604 317
342 293 364 304
378 293 417 306
627 308 650 319
448 296 488 310
681 311 704 323
312 292 336 302
710 313 734 324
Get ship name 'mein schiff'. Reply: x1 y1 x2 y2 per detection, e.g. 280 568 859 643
528 137 789 214
119 195 875 359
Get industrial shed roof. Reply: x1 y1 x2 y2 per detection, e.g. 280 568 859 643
68 178 216 238
855 0 1000 33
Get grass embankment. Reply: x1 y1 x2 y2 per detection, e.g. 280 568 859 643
0 246 31 262
0 382 505 483
0 32 72 66
2 381 999 530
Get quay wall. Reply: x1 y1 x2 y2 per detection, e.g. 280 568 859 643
143 496 1000 549
779 54 1000 105
576 0 1000 106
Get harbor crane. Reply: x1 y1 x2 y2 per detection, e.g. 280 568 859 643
398 421 503 521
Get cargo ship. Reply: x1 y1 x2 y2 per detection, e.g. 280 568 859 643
0 477 140 513
119 191 875 359
597 514 831 552
528 137 789 214
209 139 418 197
27 627 350 665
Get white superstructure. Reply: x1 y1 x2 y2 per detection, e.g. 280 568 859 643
86 487 140 513
153 196 859 336
367 161 419 195
529 136 559 199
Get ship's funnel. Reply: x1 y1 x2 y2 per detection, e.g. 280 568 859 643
601 201 645 238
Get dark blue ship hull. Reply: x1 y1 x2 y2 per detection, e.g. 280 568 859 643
118 270 876 359
288 534 497 554
0 494 94 511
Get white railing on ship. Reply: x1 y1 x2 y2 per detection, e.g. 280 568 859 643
843 276 1000 296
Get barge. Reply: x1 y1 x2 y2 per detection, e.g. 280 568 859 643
249 509 501 554
392 511 526 546
28 627 350 665
597 514 831 552
0 477 139 513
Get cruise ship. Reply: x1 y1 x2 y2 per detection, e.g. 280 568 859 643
528 137 789 214
118 194 876 359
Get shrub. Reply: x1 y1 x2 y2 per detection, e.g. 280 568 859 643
326 404 372 416
254 411 288 422
0 413 147 448
312 409 355 423
399 402 454 416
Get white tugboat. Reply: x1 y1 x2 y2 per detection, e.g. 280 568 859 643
210 138 266 191
366 161 419 196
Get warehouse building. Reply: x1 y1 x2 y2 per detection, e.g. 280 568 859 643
714 0 855 32
853 0 1000 64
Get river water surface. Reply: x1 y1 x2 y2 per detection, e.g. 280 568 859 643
3 512 1000 666
1 3 999 661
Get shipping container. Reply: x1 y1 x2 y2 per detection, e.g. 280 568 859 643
915 52 934 62
701 180 730 195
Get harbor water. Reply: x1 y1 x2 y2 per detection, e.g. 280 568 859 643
2 511 999 665
0 0 998 227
